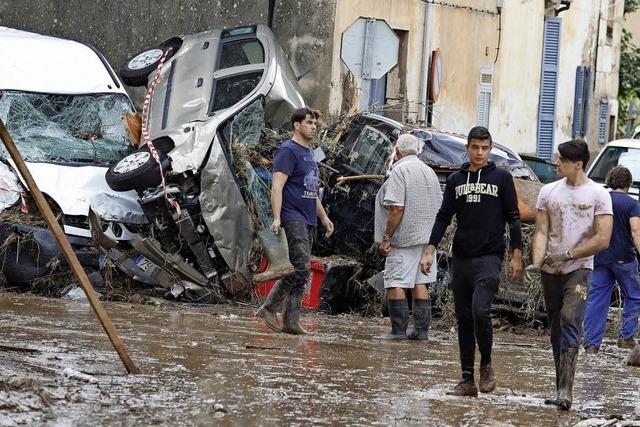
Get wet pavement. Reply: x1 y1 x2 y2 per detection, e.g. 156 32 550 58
1 293 639 426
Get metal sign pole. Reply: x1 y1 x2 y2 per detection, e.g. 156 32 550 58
0 118 141 375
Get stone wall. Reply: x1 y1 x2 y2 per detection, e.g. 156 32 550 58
0 0 336 112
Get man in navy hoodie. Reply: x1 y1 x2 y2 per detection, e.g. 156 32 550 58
421 126 523 396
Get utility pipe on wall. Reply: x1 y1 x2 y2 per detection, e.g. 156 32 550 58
419 1 433 124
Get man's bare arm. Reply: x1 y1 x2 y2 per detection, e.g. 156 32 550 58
384 206 404 238
531 209 550 267
270 172 288 232
569 214 613 259
630 217 640 254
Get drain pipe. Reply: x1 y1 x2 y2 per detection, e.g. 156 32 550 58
419 1 433 124
268 0 276 29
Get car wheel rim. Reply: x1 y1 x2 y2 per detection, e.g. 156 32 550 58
128 49 164 70
114 152 151 174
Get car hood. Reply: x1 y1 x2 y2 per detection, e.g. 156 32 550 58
9 161 144 235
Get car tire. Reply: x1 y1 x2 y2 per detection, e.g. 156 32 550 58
106 146 168 193
119 38 182 87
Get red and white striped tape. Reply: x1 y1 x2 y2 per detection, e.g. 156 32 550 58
140 48 179 212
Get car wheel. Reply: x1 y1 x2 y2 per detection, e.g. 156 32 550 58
106 147 167 192
119 38 182 87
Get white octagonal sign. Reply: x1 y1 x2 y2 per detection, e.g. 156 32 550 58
341 18 399 80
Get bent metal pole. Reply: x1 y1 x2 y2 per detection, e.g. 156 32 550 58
0 118 141 375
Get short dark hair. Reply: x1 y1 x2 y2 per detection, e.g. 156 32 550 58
606 166 633 190
557 139 590 171
291 107 320 127
467 126 492 145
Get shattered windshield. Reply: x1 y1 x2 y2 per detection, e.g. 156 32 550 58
0 91 133 164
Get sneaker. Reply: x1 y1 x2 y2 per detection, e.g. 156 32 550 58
446 379 478 397
479 365 496 393
584 347 599 355
617 337 636 349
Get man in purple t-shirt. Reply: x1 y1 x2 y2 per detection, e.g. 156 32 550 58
584 166 640 353
255 108 334 334
527 139 613 410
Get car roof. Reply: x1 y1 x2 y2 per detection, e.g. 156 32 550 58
601 139 640 149
0 26 125 95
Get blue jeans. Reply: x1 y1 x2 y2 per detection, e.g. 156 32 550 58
583 260 640 348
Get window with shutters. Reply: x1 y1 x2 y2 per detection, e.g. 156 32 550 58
536 17 562 160
572 66 591 139
476 68 493 128
598 99 609 145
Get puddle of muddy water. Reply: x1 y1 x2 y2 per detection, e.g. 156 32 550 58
1 293 639 426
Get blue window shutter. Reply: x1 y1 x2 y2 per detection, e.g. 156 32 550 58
537 17 562 160
598 99 609 144
572 66 585 138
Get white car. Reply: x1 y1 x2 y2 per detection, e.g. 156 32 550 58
0 26 144 240
587 139 640 197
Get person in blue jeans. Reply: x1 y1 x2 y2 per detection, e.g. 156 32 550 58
584 166 640 353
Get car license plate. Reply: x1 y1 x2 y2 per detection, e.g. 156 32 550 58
135 255 154 272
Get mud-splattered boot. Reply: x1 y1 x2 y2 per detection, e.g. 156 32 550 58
557 348 578 410
446 376 478 397
253 229 295 282
282 288 308 335
479 365 496 393
375 299 409 340
628 345 640 367
544 347 561 405
407 299 431 341
254 280 287 332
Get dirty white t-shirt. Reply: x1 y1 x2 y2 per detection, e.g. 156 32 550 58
536 178 612 274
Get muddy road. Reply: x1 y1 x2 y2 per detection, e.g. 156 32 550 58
0 293 639 426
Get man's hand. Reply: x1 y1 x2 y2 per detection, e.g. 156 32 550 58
379 240 391 257
322 217 334 237
524 264 541 285
271 218 281 235
420 252 434 275
509 257 523 281
543 251 571 269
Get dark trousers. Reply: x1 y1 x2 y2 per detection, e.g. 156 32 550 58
542 269 591 356
281 220 313 293
451 254 502 375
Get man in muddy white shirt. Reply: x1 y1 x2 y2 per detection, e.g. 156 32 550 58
527 139 613 411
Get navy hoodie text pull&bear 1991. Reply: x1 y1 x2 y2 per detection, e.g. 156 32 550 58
428 161 523 258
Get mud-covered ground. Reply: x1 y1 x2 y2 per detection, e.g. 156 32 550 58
1 293 639 426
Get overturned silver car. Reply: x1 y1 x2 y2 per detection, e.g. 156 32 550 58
95 25 306 298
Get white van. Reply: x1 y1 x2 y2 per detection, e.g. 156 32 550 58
587 139 640 197
0 26 143 239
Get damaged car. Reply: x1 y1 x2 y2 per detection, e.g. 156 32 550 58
315 114 542 314
94 24 305 300
0 27 143 285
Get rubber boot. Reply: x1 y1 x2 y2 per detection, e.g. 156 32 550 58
407 299 431 340
254 280 287 332
376 299 409 340
282 287 308 335
544 348 561 405
628 345 640 367
253 229 295 282
557 348 578 410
